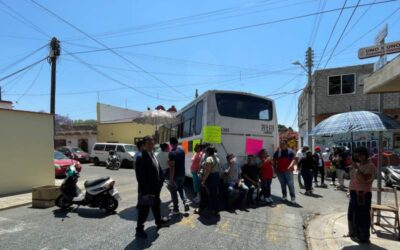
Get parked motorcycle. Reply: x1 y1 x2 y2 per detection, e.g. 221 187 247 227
381 165 400 188
106 150 120 170
55 165 121 212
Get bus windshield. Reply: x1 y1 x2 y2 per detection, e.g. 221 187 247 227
215 93 273 121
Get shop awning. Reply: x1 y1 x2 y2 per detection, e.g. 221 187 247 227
364 55 400 93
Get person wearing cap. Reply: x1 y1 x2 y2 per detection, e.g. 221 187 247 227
313 146 325 186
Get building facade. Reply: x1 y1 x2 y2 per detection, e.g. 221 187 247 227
54 124 97 153
298 63 400 153
97 122 155 145
96 102 155 145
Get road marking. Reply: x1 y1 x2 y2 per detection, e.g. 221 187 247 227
215 218 239 238
179 215 196 228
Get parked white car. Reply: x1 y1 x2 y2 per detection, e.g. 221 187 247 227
91 143 137 168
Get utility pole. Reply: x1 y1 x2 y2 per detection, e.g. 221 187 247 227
49 37 60 115
306 47 314 148
49 37 60 140
0 86 2 101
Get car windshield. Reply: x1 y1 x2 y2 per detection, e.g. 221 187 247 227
124 145 137 152
54 151 68 160
71 148 84 153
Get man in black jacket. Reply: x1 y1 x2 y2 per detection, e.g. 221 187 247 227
135 136 169 238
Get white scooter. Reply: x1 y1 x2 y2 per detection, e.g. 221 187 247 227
55 165 121 212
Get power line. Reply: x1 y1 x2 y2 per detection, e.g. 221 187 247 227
316 0 348 69
31 0 191 100
62 0 398 56
64 49 187 102
309 0 327 47
342 0 376 39
2 65 34 90
16 61 45 103
323 0 361 69
94 0 315 41
332 6 400 58
0 0 49 38
4 65 304 97
0 57 48 83
62 0 299 42
64 41 302 74
61 56 299 78
0 44 47 73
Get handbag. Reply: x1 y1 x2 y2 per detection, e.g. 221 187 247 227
138 194 155 206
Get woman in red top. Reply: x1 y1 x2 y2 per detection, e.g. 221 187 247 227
259 149 274 203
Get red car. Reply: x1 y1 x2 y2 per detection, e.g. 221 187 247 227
57 146 90 163
54 151 82 178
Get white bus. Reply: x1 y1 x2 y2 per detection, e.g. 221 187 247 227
168 90 278 177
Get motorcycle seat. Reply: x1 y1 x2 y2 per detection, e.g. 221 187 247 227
84 177 110 187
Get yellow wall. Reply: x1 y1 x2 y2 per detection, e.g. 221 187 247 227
97 122 155 144
0 109 54 196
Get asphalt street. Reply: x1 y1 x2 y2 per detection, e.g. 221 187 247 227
0 164 352 250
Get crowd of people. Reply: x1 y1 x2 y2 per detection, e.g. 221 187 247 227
134 136 376 244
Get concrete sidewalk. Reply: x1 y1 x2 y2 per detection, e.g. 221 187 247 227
307 212 400 250
0 179 83 211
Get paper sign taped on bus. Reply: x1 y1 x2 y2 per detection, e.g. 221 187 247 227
192 139 201 152
203 126 222 144
181 140 189 154
245 138 264 155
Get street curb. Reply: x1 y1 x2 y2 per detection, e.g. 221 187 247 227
304 213 320 250
0 201 32 212
0 183 85 212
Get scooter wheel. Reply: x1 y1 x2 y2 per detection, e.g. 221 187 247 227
55 195 72 209
104 197 118 212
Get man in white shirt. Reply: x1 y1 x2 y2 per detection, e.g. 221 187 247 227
156 143 170 179
295 146 309 189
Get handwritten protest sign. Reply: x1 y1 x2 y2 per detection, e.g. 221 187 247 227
203 126 222 144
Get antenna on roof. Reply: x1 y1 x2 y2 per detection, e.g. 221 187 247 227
195 89 199 98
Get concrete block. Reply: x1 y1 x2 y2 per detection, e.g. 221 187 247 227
32 185 60 201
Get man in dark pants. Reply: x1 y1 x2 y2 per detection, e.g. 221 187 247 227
295 146 309 189
168 137 189 214
135 136 169 239
313 146 325 186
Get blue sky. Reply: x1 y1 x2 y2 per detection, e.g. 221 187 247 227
1 0 400 129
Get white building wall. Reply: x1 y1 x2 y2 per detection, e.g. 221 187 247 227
97 102 141 123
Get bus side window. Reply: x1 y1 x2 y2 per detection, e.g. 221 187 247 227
182 106 195 137
195 101 203 135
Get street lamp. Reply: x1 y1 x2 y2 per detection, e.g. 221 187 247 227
292 47 314 148
292 60 308 73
